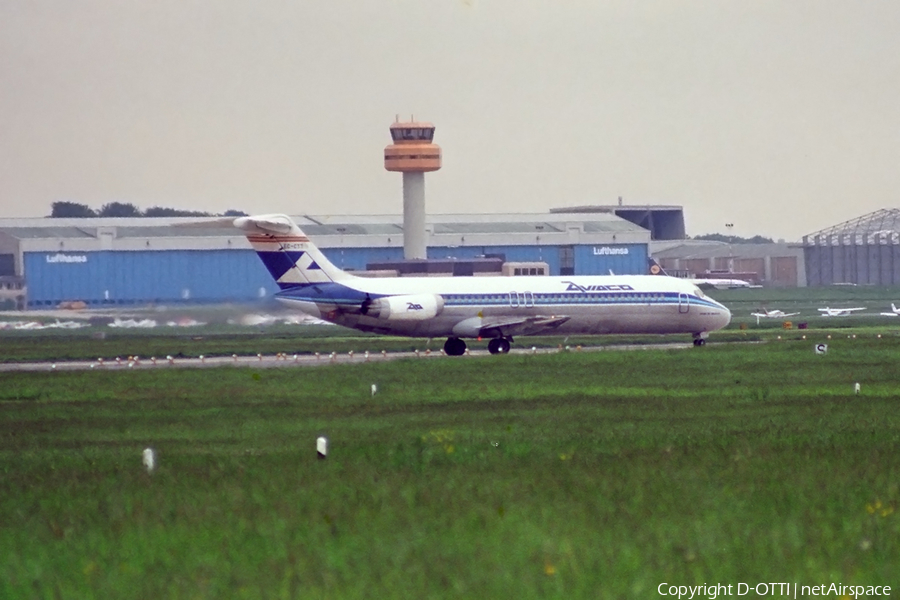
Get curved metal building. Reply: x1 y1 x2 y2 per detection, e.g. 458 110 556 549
803 209 900 286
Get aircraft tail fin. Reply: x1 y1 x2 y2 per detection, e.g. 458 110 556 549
235 214 354 288
894 303 898 313
648 257 668 276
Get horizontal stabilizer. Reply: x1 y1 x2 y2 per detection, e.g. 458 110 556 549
234 215 294 235
170 217 237 229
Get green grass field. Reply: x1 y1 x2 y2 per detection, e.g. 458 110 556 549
1 337 898 598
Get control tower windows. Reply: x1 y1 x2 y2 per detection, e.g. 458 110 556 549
391 128 436 142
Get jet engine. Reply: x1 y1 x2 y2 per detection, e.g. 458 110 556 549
361 293 444 321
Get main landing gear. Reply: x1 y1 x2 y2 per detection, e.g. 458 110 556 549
487 338 511 355
442 337 513 356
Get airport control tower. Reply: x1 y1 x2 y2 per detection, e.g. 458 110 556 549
384 118 441 260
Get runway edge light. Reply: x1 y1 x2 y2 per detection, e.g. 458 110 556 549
142 448 156 473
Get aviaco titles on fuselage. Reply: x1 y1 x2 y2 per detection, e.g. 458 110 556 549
235 214 731 355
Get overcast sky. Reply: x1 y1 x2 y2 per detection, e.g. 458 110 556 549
2 1 898 241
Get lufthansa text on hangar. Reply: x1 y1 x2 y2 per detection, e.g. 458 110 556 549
0 212 650 308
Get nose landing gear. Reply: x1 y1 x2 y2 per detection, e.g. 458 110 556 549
692 333 708 347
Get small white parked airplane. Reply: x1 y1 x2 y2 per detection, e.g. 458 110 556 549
879 303 900 317
750 308 800 324
233 214 732 353
818 307 866 317
648 259 751 290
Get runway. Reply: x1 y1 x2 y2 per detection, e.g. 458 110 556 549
0 342 693 373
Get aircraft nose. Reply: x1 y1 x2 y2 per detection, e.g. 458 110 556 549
716 303 732 330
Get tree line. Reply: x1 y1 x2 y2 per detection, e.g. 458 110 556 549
49 201 248 218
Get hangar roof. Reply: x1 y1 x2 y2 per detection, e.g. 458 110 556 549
0 212 644 240
804 208 900 240
0 211 649 253
550 204 686 240
651 240 800 260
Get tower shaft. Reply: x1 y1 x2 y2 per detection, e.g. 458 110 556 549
402 172 426 260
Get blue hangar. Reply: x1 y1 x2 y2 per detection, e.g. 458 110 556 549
0 211 653 309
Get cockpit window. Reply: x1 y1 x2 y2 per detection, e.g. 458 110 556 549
692 286 706 298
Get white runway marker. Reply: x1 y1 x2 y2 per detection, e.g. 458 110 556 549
317 436 328 460
371 383 377 397
167 355 174 365
142 448 156 473
233 354 238 362
151 357 157 365
199 355 205 364
854 382 861 395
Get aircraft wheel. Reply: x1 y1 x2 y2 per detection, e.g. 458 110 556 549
693 338 706 347
488 338 511 355
444 337 467 356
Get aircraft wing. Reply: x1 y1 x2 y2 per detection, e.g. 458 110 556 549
478 315 571 338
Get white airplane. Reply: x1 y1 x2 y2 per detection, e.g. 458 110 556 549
233 214 732 353
879 303 900 317
648 259 751 290
693 276 752 290
818 307 866 317
750 308 801 324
